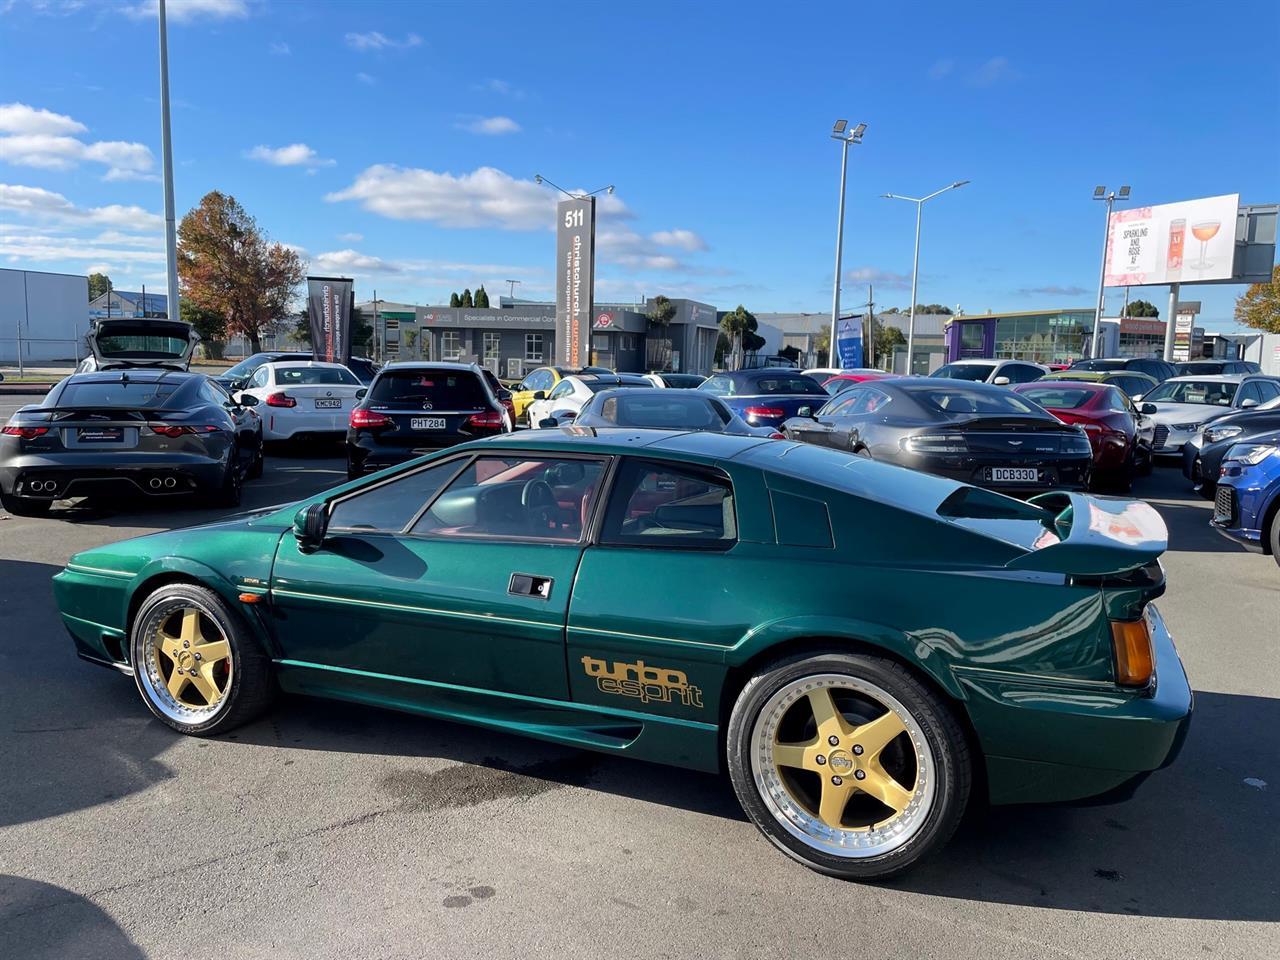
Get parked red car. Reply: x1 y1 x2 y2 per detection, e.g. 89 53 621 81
821 370 902 395
1012 381 1153 490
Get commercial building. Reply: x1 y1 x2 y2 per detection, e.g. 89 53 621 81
88 289 169 320
944 309 1095 365
752 311 949 373
355 296 720 377
1 268 89 364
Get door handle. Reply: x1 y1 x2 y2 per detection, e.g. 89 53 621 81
509 573 553 600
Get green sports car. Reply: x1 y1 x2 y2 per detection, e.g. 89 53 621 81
52 428 1191 879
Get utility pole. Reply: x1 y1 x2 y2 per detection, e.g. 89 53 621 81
1090 185 1131 357
157 0 180 323
864 284 875 368
506 279 521 300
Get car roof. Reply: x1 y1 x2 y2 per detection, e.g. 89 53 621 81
65 367 199 384
1014 379 1112 392
381 361 481 373
571 373 650 385
266 360 352 369
944 358 1000 365
1163 374 1247 383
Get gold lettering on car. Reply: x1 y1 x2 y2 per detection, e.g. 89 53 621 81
580 656 704 708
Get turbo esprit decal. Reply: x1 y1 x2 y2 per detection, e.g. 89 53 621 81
581 656 704 708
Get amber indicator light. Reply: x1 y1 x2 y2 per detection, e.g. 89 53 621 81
1112 619 1154 687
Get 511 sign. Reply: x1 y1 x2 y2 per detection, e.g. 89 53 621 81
555 197 596 368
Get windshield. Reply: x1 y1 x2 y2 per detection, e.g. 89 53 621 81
742 375 826 395
597 394 729 429
586 380 648 394
368 371 488 407
1177 362 1223 375
1144 380 1238 406
274 366 359 385
1015 386 1094 409
930 363 994 381
1069 359 1126 371
916 388 1044 417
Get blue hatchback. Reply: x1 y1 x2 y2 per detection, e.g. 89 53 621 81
698 369 828 429
1211 430 1280 564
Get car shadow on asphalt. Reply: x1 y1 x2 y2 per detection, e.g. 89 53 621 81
0 875 146 960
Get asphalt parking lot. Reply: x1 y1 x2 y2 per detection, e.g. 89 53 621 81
1 402 1277 960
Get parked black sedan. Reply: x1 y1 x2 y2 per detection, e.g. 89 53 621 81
781 378 1093 495
1182 395 1280 497
698 369 829 429
345 362 510 479
570 388 780 435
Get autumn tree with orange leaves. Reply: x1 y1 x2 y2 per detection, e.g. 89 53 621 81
177 191 305 354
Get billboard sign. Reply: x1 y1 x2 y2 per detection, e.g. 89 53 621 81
836 315 864 368
1105 194 1239 286
307 276 353 363
1173 314 1195 362
555 197 596 369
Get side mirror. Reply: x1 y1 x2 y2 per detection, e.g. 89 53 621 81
356 387 368 399
797 406 813 418
1140 402 1157 415
533 390 547 401
235 392 259 407
1241 398 1258 408
992 376 1011 386
538 417 559 429
293 503 329 553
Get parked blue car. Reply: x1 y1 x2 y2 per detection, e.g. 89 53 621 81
698 369 828 429
1211 430 1280 564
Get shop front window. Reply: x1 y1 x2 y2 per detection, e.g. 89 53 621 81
525 333 544 362
441 330 462 361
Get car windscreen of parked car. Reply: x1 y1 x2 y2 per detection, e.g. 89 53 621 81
930 363 995 381
1014 386 1095 409
1145 380 1238 405
747 375 826 395
369 370 488 406
58 379 183 407
916 388 1045 417
599 393 730 429
275 366 360 386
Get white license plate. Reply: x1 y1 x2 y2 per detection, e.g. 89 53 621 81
991 467 1038 483
411 417 447 430
314 398 343 409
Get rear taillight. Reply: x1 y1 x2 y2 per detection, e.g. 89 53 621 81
744 406 785 418
147 423 219 438
350 408 392 429
2 425 49 439
768 432 786 440
1111 619 1155 687
467 411 506 430
266 392 296 408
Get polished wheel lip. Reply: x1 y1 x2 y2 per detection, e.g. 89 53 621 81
137 596 234 725
749 672 935 860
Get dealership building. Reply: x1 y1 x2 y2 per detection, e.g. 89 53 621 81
354 296 721 378
944 309 1098 365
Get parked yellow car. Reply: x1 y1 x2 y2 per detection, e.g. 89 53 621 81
511 366 613 424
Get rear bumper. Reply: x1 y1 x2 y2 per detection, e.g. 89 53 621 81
896 453 1092 496
346 435 466 473
959 603 1192 805
0 450 227 498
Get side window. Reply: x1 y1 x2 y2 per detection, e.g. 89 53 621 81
821 388 865 416
328 459 464 533
1005 364 1041 384
548 380 574 400
412 456 605 542
1236 382 1261 406
701 375 732 396
536 370 556 391
1103 387 1131 414
250 366 271 388
1255 380 1280 403
600 459 736 550
202 381 230 406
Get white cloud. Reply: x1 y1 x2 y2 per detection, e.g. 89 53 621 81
121 0 249 22
970 56 1017 87
0 182 163 229
245 143 335 169
650 229 707 252
0 230 166 267
86 262 113 276
0 102 154 180
337 232 363 243
458 115 521 136
0 103 86 136
843 266 913 290
345 31 422 52
270 40 291 55
326 165 553 230
314 249 399 274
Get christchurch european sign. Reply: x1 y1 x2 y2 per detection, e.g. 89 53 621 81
555 197 596 368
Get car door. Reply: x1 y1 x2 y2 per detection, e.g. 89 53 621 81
785 388 863 448
269 451 609 699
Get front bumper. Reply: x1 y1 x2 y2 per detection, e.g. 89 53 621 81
0 450 228 499
1209 471 1271 553
958 603 1192 805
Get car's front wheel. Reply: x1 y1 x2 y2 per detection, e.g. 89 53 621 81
727 651 970 880
129 583 274 735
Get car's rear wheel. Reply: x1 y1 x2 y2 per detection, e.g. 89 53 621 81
1268 506 1280 568
129 583 273 735
247 435 265 480
206 450 242 508
727 651 970 880
0 491 51 517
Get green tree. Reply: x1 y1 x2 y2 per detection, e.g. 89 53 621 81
177 190 305 354
915 303 953 315
88 272 112 301
1235 264 1280 334
779 344 801 365
460 288 474 308
1123 299 1160 318
814 328 831 367
713 331 731 366
872 318 906 370
474 285 490 308
646 295 677 370
449 292 462 308
719 304 758 369
402 328 419 358
180 300 227 359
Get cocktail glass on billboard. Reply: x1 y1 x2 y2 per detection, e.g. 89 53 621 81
1191 221 1220 273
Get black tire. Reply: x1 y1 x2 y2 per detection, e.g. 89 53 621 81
206 450 242 508
247 435 265 480
0 491 51 517
129 583 274 736
346 459 362 482
1138 448 1154 476
1268 507 1280 568
727 650 971 881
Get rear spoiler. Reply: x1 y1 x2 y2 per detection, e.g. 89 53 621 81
1008 491 1167 576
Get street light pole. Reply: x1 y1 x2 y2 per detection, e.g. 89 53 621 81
828 121 866 369
157 0 180 323
883 181 969 374
1090 185 1130 357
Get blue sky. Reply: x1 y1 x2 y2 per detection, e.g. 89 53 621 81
2 0 1277 331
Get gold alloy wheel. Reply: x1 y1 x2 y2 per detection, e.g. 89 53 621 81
750 674 935 858
143 604 233 719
